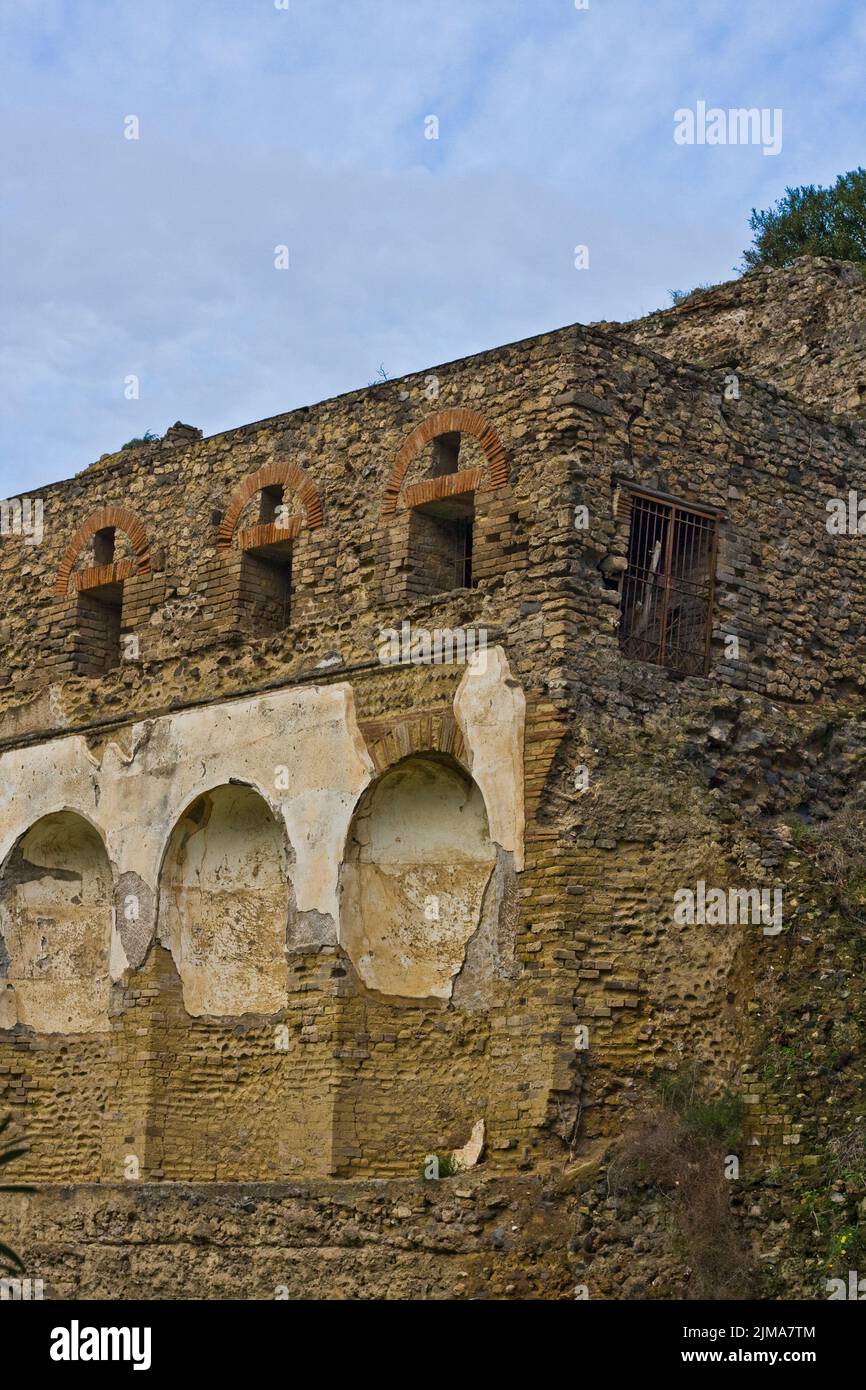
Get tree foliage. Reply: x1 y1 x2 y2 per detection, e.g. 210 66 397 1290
741 168 866 270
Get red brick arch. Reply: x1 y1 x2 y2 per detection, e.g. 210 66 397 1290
217 460 323 549
358 709 469 775
381 407 507 518
53 506 150 599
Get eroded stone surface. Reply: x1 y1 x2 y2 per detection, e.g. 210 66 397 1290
340 755 497 998
0 665 524 1018
0 683 375 1023
0 268 864 1297
158 784 291 1016
0 811 113 1032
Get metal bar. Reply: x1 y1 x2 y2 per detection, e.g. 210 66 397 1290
657 500 675 667
618 487 718 676
612 480 726 520
703 516 719 675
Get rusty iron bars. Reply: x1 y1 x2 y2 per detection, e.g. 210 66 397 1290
619 491 719 676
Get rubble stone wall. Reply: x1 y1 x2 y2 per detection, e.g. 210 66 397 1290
2 260 865 1297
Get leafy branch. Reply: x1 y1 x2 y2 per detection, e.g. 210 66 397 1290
0 1114 33 1276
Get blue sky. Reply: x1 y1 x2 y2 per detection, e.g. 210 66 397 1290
1 0 863 495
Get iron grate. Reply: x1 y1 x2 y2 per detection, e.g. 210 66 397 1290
618 492 718 677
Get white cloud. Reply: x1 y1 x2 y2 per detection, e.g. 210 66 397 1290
0 0 862 493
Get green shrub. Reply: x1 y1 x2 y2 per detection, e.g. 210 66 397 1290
121 430 161 450
656 1062 743 1146
608 1065 751 1298
741 168 866 270
668 282 723 306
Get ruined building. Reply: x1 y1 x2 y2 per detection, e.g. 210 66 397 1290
1 257 865 1298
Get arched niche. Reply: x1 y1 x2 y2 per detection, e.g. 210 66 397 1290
217 459 323 548
339 754 496 999
157 783 291 1016
0 811 113 1032
53 504 150 597
381 407 507 517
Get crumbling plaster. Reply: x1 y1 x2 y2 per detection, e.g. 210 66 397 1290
454 646 526 871
340 756 497 998
0 648 525 1026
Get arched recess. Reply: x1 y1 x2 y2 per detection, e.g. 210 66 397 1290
53 505 151 598
0 811 113 1032
381 407 507 518
217 460 323 549
215 462 323 635
157 783 292 1016
339 754 497 999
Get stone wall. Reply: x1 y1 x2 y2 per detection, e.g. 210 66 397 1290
3 1178 576 1301
612 255 866 423
0 661 530 1183
2 260 866 1298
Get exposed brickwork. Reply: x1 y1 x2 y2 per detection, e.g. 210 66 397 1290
359 707 468 773
217 459 323 547
2 259 866 1299
53 504 151 598
236 517 302 551
72 560 134 593
382 406 508 516
402 464 484 510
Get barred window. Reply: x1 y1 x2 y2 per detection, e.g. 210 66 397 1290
617 489 719 677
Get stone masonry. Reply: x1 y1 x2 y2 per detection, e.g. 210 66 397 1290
1 257 865 1299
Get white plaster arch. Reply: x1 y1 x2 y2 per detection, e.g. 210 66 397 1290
156 780 293 1016
0 808 115 1032
0 654 525 1018
152 774 288 896
0 801 109 876
339 752 497 999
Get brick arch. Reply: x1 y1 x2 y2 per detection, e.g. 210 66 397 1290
53 505 150 599
382 407 508 517
358 709 469 775
217 460 323 549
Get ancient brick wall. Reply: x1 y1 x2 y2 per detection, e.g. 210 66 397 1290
1 263 865 1297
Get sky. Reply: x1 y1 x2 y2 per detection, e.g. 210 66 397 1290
1 0 863 496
